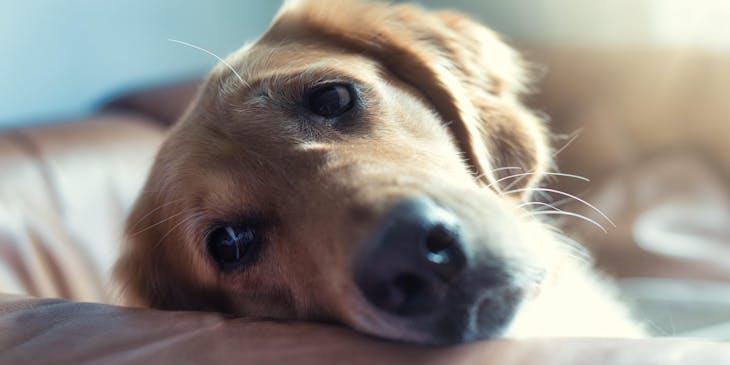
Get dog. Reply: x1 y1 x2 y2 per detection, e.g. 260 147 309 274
115 0 642 345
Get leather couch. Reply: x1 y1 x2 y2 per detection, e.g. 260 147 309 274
1 47 729 364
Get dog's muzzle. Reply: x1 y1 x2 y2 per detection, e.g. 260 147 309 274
354 197 524 344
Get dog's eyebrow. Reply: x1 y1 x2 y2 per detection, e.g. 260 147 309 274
262 70 360 86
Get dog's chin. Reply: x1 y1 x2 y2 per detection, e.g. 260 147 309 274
342 291 525 346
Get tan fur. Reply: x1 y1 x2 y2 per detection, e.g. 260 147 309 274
115 0 641 342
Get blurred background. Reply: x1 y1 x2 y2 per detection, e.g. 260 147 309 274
0 1 280 128
3 0 728 128
1 0 729 339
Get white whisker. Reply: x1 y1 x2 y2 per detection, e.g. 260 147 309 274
498 130 583 190
128 209 192 238
152 211 206 251
535 190 554 202
129 198 186 230
534 192 593 211
516 201 564 212
552 128 583 158
535 196 572 210
168 38 247 87
492 166 523 173
153 216 196 251
504 187 616 227
523 210 608 234
486 171 590 189
473 166 523 181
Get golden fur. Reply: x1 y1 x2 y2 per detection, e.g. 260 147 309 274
115 0 641 343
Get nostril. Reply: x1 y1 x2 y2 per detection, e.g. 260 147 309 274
361 272 432 315
392 273 432 315
424 224 457 265
422 224 467 279
393 273 425 301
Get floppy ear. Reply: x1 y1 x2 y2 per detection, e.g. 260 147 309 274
113 185 224 310
271 0 551 193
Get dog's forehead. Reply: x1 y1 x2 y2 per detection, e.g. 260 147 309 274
254 43 373 81
212 0 397 92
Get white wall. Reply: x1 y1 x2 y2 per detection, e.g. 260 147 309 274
0 1 280 129
415 0 729 49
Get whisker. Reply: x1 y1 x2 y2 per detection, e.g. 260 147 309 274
534 190 595 211
128 209 193 238
486 171 590 190
504 187 616 227
501 169 537 191
499 129 583 190
153 213 202 251
523 210 608 234
473 166 523 181
541 172 589 182
516 201 564 212
129 198 187 230
533 195 577 210
535 190 554 202
491 166 524 173
168 38 248 87
551 128 583 158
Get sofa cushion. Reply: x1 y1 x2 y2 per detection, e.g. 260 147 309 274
103 80 201 126
1 294 728 365
0 115 164 302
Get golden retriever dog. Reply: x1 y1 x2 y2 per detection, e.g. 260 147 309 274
115 0 642 344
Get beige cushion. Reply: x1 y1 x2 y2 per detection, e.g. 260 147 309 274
0 115 164 302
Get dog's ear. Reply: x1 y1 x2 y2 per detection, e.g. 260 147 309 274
272 0 550 193
114 185 223 310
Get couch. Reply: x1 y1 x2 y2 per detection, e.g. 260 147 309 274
1 46 729 364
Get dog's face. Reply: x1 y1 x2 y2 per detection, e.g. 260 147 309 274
116 0 559 344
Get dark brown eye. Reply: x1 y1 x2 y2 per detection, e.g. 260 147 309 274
307 84 354 118
207 225 259 271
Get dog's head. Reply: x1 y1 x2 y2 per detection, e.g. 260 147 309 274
116 0 560 344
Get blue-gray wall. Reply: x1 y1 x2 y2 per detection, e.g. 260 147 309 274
0 1 281 129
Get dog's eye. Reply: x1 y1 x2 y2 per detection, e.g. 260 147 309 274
307 84 354 118
207 225 258 270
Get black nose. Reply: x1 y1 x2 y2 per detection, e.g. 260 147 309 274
355 198 467 316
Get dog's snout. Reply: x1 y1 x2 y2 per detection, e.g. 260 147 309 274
355 198 467 316
355 198 527 343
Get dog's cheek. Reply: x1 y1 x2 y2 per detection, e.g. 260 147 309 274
114 187 165 307
115 231 224 311
114 178 222 311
